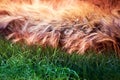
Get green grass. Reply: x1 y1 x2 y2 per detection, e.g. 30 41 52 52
0 38 120 80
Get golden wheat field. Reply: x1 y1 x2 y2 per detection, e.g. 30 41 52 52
0 0 120 55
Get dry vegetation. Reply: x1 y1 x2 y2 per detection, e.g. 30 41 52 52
0 0 120 55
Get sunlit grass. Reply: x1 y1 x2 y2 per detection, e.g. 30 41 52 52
0 38 120 80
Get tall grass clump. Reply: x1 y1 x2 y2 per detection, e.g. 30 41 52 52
0 38 120 80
